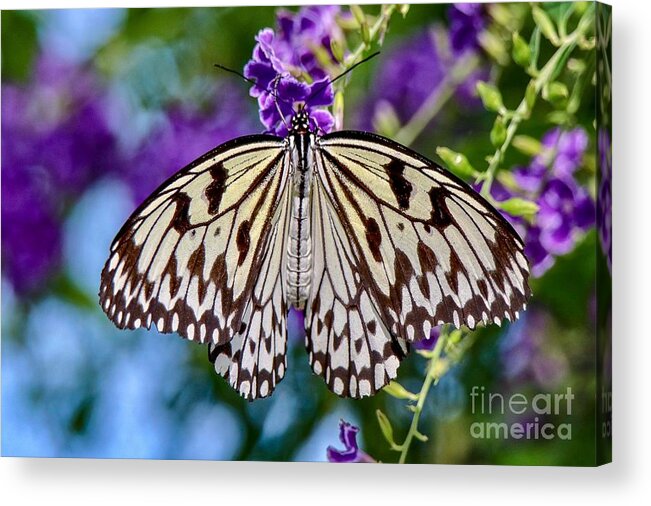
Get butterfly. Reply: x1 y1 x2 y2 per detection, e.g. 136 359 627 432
99 106 531 401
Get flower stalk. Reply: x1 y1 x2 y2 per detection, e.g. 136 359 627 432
394 51 479 147
397 329 448 464
479 3 595 197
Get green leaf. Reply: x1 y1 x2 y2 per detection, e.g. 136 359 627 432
490 116 507 147
436 147 478 179
476 81 506 114
532 6 560 46
376 409 401 451
529 26 542 70
51 274 97 311
512 32 531 68
2 11 38 82
383 381 418 401
497 198 539 219
513 135 543 156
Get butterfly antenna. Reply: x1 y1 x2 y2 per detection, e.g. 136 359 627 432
214 62 291 131
305 51 381 105
213 63 257 87
272 75 291 131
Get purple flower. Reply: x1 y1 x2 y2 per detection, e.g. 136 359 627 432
488 127 594 277
522 228 555 278
274 6 343 79
2 55 120 294
125 86 254 205
414 326 441 351
326 420 375 463
597 128 612 271
362 19 487 131
287 307 306 343
1 165 62 294
364 30 449 127
448 3 486 55
535 128 589 178
500 308 569 389
244 6 341 135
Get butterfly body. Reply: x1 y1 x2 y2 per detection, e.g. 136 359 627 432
100 108 530 400
287 117 315 309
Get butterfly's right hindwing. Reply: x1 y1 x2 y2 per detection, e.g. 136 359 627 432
99 135 289 348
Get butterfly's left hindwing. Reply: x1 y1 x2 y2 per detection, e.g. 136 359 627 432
313 131 530 350
99 135 289 351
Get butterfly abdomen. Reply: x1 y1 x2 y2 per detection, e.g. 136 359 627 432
286 132 314 309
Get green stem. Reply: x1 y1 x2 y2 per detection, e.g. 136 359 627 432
347 4 399 65
398 331 447 464
480 4 595 196
332 5 400 130
395 52 479 147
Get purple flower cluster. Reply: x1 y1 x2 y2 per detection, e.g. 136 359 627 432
244 6 342 135
2 56 120 294
500 308 569 389
125 86 254 205
448 3 486 55
414 326 441 351
326 419 375 463
490 128 595 277
597 129 612 271
364 30 449 127
361 5 487 130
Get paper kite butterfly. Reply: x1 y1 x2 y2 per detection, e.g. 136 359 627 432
99 106 531 400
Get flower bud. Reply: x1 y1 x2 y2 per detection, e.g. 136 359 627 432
436 147 478 179
476 81 506 114
512 32 531 68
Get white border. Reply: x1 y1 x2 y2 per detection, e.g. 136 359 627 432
2 0 650 505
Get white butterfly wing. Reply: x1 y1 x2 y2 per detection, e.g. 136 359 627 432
208 180 292 399
306 175 409 398
306 131 530 396
99 135 290 348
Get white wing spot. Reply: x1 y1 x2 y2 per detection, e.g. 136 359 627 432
333 377 344 395
260 380 269 397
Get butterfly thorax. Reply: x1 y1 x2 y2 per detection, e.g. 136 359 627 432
286 128 315 309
